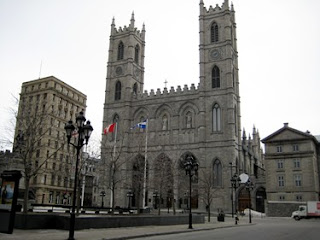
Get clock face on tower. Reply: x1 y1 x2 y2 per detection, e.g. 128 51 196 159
115 66 123 76
210 49 221 60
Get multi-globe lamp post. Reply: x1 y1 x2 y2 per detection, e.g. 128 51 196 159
230 173 240 224
100 191 106 208
245 179 254 224
184 155 199 229
64 111 93 240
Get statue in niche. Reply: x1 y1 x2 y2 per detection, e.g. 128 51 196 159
186 112 192 129
162 115 168 130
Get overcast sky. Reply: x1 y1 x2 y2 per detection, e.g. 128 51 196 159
1 0 320 151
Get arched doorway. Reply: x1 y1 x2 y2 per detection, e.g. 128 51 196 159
238 187 250 212
256 187 266 213
131 154 148 208
154 153 173 209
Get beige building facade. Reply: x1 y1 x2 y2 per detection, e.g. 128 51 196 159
13 76 87 205
262 123 320 202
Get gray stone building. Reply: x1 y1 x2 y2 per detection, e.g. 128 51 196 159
101 0 265 213
262 123 320 216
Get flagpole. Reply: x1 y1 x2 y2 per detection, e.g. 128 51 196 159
110 122 118 210
142 119 148 208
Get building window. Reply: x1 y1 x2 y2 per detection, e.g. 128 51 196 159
213 159 222 187
278 175 285 187
115 81 121 100
276 146 282 153
185 111 193 129
293 159 301 168
296 195 303 201
49 191 53 203
279 195 285 201
211 22 219 43
117 41 124 60
133 83 138 95
294 175 302 187
135 44 140 64
212 66 220 88
212 104 221 132
277 160 284 169
56 192 60 204
51 175 55 185
293 144 299 152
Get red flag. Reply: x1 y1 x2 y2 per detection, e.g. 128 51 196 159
104 123 116 134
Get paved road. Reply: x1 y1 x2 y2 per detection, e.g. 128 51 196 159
131 218 320 240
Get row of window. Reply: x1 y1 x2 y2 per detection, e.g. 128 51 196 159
276 144 300 153
277 159 301 169
23 81 85 103
278 195 303 201
114 66 221 101
32 174 72 188
117 41 140 63
277 174 302 187
109 104 223 133
48 191 72 205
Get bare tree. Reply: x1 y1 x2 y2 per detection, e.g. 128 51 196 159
198 168 218 222
100 129 127 213
153 153 173 215
14 106 64 213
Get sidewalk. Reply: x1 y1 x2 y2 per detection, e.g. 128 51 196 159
0 216 249 240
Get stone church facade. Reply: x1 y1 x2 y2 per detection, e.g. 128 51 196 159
101 0 265 212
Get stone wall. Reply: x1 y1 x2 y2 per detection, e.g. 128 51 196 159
266 201 304 217
14 213 205 230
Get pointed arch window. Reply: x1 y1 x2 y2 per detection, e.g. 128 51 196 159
212 66 220 88
115 81 121 100
134 44 140 64
213 103 221 132
117 41 124 60
185 111 193 129
213 159 222 187
211 22 219 43
133 83 138 95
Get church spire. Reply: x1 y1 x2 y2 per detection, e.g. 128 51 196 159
111 17 116 35
222 0 229 10
130 11 135 29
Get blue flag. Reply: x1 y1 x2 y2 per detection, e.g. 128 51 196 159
131 120 147 129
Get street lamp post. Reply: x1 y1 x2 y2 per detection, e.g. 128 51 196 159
100 191 106 208
230 173 240 224
229 163 234 218
127 190 133 209
245 179 254 224
184 155 198 229
64 111 93 240
153 190 159 209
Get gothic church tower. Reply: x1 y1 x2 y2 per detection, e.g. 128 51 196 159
102 1 244 212
199 0 241 170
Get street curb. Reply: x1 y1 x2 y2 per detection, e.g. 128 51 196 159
105 223 253 240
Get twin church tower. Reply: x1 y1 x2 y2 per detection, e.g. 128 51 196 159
102 0 258 212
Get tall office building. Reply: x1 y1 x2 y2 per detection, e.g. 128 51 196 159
13 76 86 205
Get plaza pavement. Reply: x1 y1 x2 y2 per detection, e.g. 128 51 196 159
0 215 252 240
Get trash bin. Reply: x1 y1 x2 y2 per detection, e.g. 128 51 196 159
217 212 225 222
